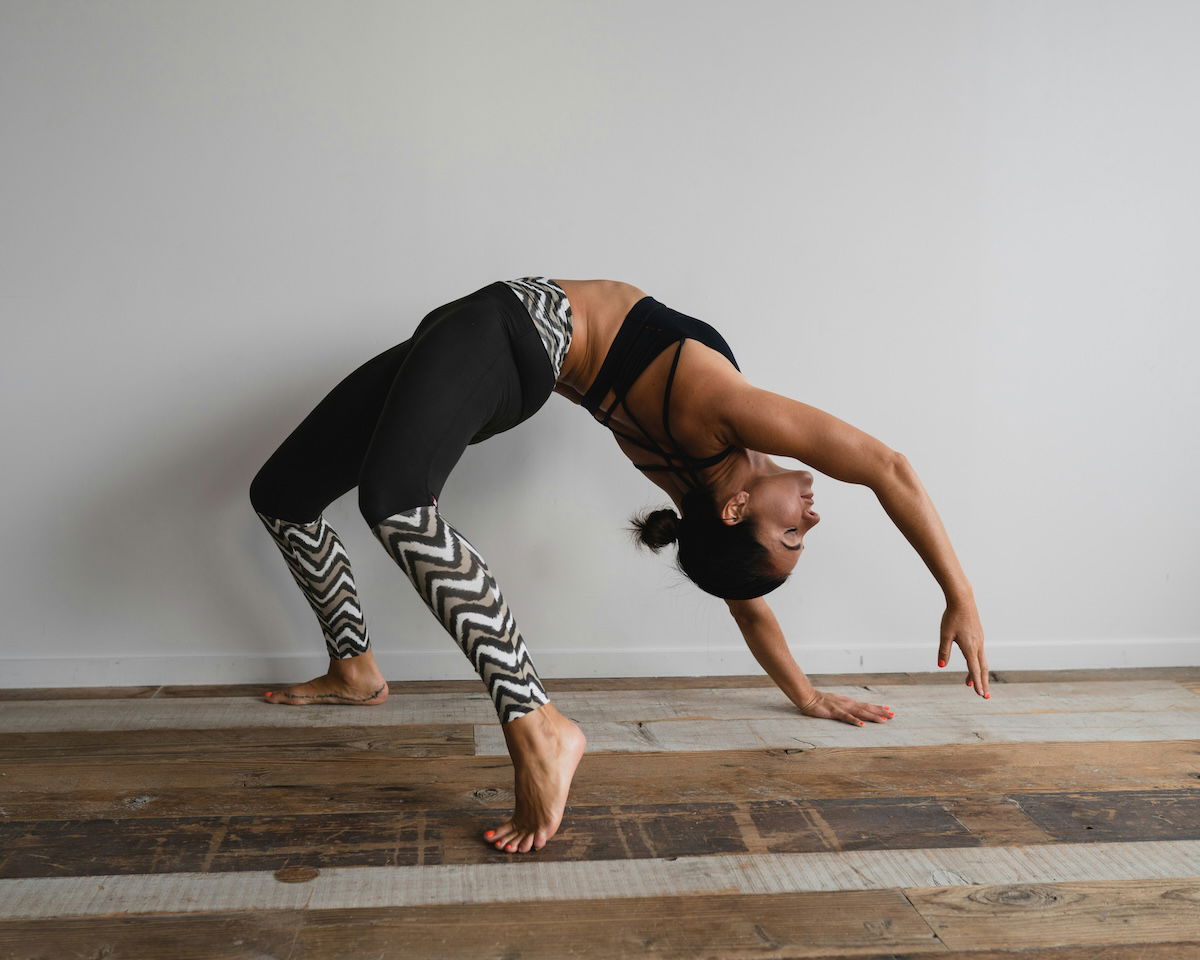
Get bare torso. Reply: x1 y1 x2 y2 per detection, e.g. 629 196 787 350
550 278 768 509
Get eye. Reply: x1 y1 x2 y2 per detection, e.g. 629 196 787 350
786 527 797 534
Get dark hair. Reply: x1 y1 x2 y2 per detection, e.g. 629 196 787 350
627 485 789 600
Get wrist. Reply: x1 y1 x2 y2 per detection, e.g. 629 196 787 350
794 687 821 710
944 582 975 608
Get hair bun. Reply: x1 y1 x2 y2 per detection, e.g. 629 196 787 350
628 506 681 552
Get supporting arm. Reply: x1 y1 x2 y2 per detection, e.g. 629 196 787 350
726 596 818 710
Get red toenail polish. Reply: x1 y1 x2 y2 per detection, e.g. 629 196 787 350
485 830 494 837
264 691 273 696
938 659 945 667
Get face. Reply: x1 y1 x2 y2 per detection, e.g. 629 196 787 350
722 468 820 576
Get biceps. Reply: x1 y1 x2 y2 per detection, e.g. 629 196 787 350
720 386 899 486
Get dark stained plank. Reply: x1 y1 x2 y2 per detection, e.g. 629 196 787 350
5 790 1200 878
748 796 980 854
1010 789 1200 842
907 878 1200 950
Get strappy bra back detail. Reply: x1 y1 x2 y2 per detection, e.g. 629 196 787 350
581 295 742 491
502 277 574 382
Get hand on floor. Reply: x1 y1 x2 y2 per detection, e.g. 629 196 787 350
796 690 894 726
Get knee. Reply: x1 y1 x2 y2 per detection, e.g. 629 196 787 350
250 463 315 522
358 473 429 530
248 464 277 516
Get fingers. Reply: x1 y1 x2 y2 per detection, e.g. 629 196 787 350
843 702 895 726
964 653 991 698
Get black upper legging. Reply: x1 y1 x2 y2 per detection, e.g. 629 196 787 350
248 280 556 527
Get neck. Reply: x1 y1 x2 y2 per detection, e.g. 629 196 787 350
704 449 782 512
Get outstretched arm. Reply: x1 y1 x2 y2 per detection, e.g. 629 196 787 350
717 385 989 697
726 596 894 726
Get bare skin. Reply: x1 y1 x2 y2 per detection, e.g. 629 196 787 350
263 647 389 705
484 701 587 853
263 277 988 854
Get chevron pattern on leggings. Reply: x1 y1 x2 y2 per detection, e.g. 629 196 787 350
370 505 551 724
502 277 574 382
255 510 371 660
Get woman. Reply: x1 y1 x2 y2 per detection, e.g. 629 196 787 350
249 276 989 855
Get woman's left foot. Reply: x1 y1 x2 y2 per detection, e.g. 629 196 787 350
263 651 389 705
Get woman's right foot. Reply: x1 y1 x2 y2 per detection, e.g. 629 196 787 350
264 652 388 705
484 701 587 853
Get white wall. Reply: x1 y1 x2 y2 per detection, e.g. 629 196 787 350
2 0 1196 688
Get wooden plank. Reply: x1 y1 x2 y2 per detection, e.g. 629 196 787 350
4 664 1198 702
1 840 1197 919
908 878 1200 950
0 724 478 763
3 908 1198 960
2 739 1196 823
9 789 1196 879
474 708 1200 755
1 907 1195 960
0 891 939 959
1008 789 1200 842
2 666 1196 703
2 680 1195 735
992 667 1200 684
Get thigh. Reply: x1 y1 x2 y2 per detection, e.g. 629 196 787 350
249 336 414 521
357 307 521 524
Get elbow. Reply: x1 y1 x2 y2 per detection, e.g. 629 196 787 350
870 448 911 489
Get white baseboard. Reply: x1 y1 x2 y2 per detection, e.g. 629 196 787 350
1 637 1196 689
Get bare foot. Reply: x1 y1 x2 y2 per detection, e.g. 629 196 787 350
484 701 586 854
263 649 389 706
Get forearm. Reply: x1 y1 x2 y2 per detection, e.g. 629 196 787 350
733 606 819 709
874 455 974 606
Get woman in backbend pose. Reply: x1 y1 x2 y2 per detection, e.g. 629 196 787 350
249 277 989 855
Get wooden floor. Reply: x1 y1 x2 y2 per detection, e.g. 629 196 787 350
1 666 1198 959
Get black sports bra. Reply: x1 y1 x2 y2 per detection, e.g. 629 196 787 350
580 295 742 490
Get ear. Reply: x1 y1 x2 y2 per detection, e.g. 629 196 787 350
721 490 750 525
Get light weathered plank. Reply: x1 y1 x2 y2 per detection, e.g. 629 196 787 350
474 708 1200 755
1 680 1195 735
0 839 1196 919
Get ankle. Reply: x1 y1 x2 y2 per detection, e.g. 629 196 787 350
503 701 568 741
328 653 381 678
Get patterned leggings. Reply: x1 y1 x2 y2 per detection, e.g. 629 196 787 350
249 278 574 724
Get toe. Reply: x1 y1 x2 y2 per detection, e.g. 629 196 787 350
517 832 535 853
488 823 515 847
